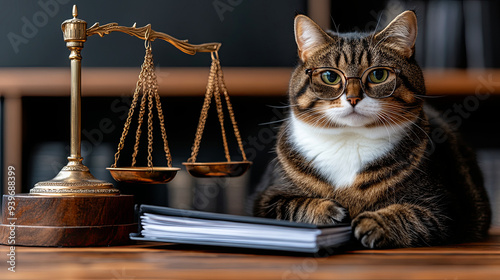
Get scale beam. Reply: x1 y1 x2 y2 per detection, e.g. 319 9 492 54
87 22 220 55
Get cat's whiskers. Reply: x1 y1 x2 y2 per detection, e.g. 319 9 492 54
325 113 343 129
379 110 433 149
268 104 300 109
380 103 427 123
277 126 291 148
378 111 419 145
380 104 427 128
377 111 416 144
259 118 289 126
377 116 432 175
374 112 398 142
294 109 330 130
330 16 341 35
373 112 428 175
381 107 423 123
368 13 384 52
283 110 335 142
376 117 402 164
311 113 333 130
369 34 396 53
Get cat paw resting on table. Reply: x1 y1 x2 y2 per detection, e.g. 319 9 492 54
253 11 491 249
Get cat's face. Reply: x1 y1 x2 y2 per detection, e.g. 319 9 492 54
289 11 426 129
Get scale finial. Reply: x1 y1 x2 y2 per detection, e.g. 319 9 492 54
72 5 78 18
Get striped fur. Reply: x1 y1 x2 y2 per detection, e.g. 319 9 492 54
253 11 491 248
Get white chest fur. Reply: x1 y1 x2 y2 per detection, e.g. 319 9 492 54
289 116 407 188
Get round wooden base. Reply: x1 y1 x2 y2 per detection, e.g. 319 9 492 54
0 194 136 247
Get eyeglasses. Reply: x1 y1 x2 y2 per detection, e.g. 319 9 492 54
305 66 401 100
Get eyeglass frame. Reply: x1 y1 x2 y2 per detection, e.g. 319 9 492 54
305 66 401 100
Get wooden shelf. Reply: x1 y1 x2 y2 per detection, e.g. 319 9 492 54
1 68 500 97
0 67 292 97
424 68 500 95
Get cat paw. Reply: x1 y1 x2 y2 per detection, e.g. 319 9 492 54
352 212 387 249
302 199 349 225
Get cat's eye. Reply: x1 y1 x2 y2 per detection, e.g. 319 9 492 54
320 71 341 85
367 69 389 84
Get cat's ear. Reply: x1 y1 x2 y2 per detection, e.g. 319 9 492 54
374 10 417 57
294 15 331 62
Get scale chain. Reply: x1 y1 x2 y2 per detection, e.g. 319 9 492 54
187 58 218 163
147 67 155 168
112 48 150 168
187 52 249 163
114 44 174 168
111 80 140 168
131 80 148 167
213 65 231 162
216 59 248 161
154 83 173 167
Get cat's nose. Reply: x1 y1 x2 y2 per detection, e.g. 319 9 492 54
345 79 363 107
347 96 361 106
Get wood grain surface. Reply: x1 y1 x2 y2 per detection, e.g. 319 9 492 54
0 229 499 279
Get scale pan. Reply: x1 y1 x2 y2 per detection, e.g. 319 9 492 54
107 167 181 184
182 161 252 178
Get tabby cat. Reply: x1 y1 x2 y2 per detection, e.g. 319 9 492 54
253 11 491 248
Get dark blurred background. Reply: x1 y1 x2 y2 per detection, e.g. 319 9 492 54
1 0 499 225
2 0 500 68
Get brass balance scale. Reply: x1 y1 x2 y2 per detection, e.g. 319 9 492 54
105 38 251 183
0 5 250 247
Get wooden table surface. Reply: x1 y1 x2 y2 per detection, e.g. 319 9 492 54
1 229 499 280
